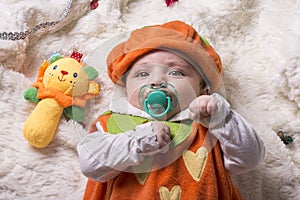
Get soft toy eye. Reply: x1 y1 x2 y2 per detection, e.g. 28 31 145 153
73 73 78 78
53 65 58 70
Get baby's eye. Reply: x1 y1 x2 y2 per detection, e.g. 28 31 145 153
169 70 184 76
53 65 58 70
136 72 149 77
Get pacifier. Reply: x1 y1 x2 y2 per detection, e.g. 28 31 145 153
138 84 178 118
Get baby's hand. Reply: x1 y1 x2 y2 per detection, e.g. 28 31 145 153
88 119 98 133
189 95 218 120
151 121 171 148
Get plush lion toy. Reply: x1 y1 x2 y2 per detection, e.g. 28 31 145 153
23 51 100 148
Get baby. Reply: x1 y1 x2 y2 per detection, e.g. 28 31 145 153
77 20 264 200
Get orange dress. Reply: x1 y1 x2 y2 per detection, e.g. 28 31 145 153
82 113 242 200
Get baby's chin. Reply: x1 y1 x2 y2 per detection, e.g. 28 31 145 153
151 106 184 121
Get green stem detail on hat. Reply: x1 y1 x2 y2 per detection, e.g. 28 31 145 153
105 112 192 148
200 35 210 46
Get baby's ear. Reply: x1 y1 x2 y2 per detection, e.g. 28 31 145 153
200 85 210 95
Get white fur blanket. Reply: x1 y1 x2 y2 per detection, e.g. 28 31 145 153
1 0 300 199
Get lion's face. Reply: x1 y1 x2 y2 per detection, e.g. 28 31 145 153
43 58 89 96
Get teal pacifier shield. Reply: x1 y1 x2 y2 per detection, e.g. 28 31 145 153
138 84 178 117
147 90 167 106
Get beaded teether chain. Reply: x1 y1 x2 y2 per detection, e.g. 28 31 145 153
0 0 99 41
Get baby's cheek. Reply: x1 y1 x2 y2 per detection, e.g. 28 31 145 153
127 88 141 109
176 88 198 110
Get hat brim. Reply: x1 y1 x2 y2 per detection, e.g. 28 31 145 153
108 37 222 91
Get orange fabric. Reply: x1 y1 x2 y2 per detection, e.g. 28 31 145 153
107 20 222 91
88 113 112 133
97 114 111 132
32 82 74 108
83 114 242 200
84 180 108 200
32 81 92 108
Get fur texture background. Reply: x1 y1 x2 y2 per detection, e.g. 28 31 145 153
0 0 300 199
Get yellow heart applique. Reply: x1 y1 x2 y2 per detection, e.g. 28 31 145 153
182 147 208 181
159 185 182 200
132 157 153 185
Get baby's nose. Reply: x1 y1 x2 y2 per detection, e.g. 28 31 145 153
150 76 167 88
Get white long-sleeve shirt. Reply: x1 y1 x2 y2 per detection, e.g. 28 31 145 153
77 93 264 182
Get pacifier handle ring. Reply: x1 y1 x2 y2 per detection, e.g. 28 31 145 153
144 96 171 117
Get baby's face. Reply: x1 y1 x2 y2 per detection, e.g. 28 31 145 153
125 50 204 119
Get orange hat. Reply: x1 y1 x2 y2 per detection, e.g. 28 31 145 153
107 20 222 91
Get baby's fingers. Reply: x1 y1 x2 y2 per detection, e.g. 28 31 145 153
162 127 171 143
189 111 200 120
189 95 211 118
156 132 170 148
207 96 218 115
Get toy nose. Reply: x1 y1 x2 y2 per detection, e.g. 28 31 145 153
61 70 68 75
